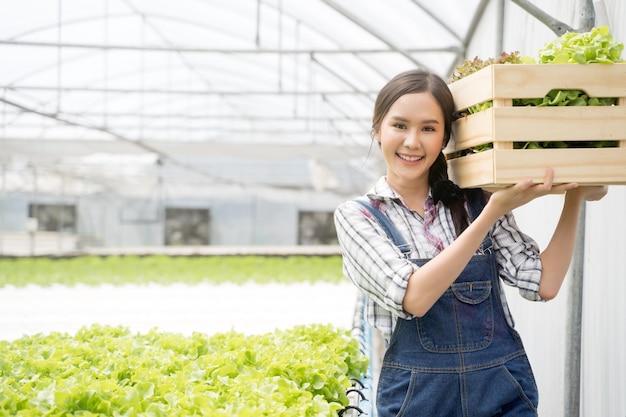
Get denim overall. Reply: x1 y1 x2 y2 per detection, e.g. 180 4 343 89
357 192 539 417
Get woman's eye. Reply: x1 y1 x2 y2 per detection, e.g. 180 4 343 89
393 123 407 129
422 126 436 132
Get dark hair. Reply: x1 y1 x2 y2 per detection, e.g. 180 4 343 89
371 69 469 235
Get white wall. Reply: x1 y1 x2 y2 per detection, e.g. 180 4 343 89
467 1 626 415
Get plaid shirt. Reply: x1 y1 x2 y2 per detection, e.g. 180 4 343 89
334 177 543 341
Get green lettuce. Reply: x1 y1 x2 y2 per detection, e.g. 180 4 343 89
0 255 345 288
538 25 624 64
0 324 369 416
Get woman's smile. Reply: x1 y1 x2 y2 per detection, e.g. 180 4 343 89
397 153 425 164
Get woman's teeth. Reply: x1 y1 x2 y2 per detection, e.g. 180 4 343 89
398 154 423 162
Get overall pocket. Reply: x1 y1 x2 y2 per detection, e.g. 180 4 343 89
377 366 463 417
417 280 494 352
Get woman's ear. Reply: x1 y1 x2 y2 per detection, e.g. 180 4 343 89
443 135 450 149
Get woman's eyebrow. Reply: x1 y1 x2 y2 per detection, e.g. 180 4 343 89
388 115 410 122
389 115 441 124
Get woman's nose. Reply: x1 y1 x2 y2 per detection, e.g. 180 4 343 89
403 130 421 148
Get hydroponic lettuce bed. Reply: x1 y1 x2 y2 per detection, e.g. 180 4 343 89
0 255 368 416
0 255 345 287
0 255 358 341
0 324 369 416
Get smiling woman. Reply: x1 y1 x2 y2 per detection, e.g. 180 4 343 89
333 67 608 417
2 2 625 415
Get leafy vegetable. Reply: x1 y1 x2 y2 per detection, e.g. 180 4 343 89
451 52 529 116
0 324 369 416
538 25 624 64
450 51 528 82
514 89 617 107
0 255 345 288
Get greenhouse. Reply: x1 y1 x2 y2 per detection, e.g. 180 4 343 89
1 1 625 416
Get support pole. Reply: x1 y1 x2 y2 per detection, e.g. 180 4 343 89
564 4 594 414
564 202 586 417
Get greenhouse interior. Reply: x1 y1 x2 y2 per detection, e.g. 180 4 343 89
1 1 625 416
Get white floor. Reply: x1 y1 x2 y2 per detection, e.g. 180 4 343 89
0 282 359 341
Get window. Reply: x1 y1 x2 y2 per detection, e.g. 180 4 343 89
28 204 77 233
164 208 210 246
298 211 338 245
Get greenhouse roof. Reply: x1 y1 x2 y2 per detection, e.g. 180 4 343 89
1 0 492 197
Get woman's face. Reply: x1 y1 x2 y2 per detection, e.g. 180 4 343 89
376 92 446 191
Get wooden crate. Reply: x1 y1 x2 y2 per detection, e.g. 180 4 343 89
445 63 626 188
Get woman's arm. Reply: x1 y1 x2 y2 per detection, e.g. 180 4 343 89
538 185 608 300
334 200 418 318
402 169 580 317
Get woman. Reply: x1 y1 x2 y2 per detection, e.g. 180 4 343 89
334 69 607 416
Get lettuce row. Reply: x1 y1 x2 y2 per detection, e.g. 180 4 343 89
0 255 345 288
0 324 369 416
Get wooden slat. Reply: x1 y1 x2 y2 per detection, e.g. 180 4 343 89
447 151 496 188
448 63 626 111
448 148 626 188
492 64 626 99
449 106 626 151
617 95 626 148
448 65 496 112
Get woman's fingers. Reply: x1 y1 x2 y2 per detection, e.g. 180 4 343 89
491 169 609 216
540 167 555 189
493 168 580 212
527 168 579 195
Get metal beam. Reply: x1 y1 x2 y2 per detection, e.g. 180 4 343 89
319 0 428 69
2 85 379 96
0 111 369 121
564 5 595 417
0 40 461 55
445 0 491 76
408 1 464 43
0 125 366 135
509 0 576 35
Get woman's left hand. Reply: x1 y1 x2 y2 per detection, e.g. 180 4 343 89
568 185 609 202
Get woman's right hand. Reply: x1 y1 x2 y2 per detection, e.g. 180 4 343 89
488 168 579 216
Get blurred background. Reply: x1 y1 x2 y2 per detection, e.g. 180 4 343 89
3 0 619 252
1 1 625 415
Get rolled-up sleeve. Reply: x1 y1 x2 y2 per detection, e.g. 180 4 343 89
334 200 415 319
492 212 543 301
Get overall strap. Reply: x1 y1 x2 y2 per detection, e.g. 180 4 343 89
354 198 411 258
464 188 493 253
356 190 490 258
465 188 486 221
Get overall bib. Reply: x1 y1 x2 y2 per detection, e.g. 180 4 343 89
361 192 539 417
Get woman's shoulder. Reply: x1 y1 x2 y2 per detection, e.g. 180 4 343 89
335 198 364 213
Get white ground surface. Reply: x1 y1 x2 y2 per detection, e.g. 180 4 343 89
0 282 359 341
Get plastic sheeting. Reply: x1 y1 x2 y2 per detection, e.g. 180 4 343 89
1 0 485 197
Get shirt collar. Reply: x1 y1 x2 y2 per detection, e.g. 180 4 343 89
365 176 435 208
